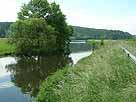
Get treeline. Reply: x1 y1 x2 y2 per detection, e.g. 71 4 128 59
133 35 136 39
72 26 133 40
0 22 12 37
0 22 134 40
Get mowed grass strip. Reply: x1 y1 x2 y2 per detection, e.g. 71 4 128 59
36 41 136 102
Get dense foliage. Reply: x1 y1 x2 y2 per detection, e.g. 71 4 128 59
17 0 73 56
10 18 58 56
9 0 73 56
72 26 133 40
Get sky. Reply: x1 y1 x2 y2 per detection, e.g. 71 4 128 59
0 0 136 35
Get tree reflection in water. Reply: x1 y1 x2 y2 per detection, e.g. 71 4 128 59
6 56 71 97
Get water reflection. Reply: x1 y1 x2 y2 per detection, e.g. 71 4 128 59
6 56 71 97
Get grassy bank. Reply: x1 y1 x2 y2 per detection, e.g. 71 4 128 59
36 41 136 102
0 38 15 56
122 40 136 56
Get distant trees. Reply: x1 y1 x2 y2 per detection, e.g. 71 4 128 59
0 22 12 37
133 35 136 40
10 0 73 56
72 26 133 40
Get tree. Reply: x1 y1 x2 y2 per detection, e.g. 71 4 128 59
10 18 57 56
17 0 73 56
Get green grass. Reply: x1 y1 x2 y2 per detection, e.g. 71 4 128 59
36 41 136 102
122 40 136 56
0 38 16 56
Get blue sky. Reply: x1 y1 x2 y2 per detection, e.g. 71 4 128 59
0 0 136 34
54 0 136 16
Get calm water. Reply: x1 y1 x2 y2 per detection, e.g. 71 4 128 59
0 42 92 102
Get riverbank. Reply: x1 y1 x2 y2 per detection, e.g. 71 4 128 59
121 40 136 56
0 38 15 57
36 41 136 102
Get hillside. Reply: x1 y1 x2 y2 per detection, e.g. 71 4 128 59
0 22 12 37
0 22 133 40
72 26 133 40
133 35 136 39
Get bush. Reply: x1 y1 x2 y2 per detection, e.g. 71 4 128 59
87 40 100 50
100 39 104 46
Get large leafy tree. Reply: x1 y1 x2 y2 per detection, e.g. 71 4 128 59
16 0 73 56
10 18 57 56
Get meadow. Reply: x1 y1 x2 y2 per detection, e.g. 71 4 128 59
0 38 15 56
